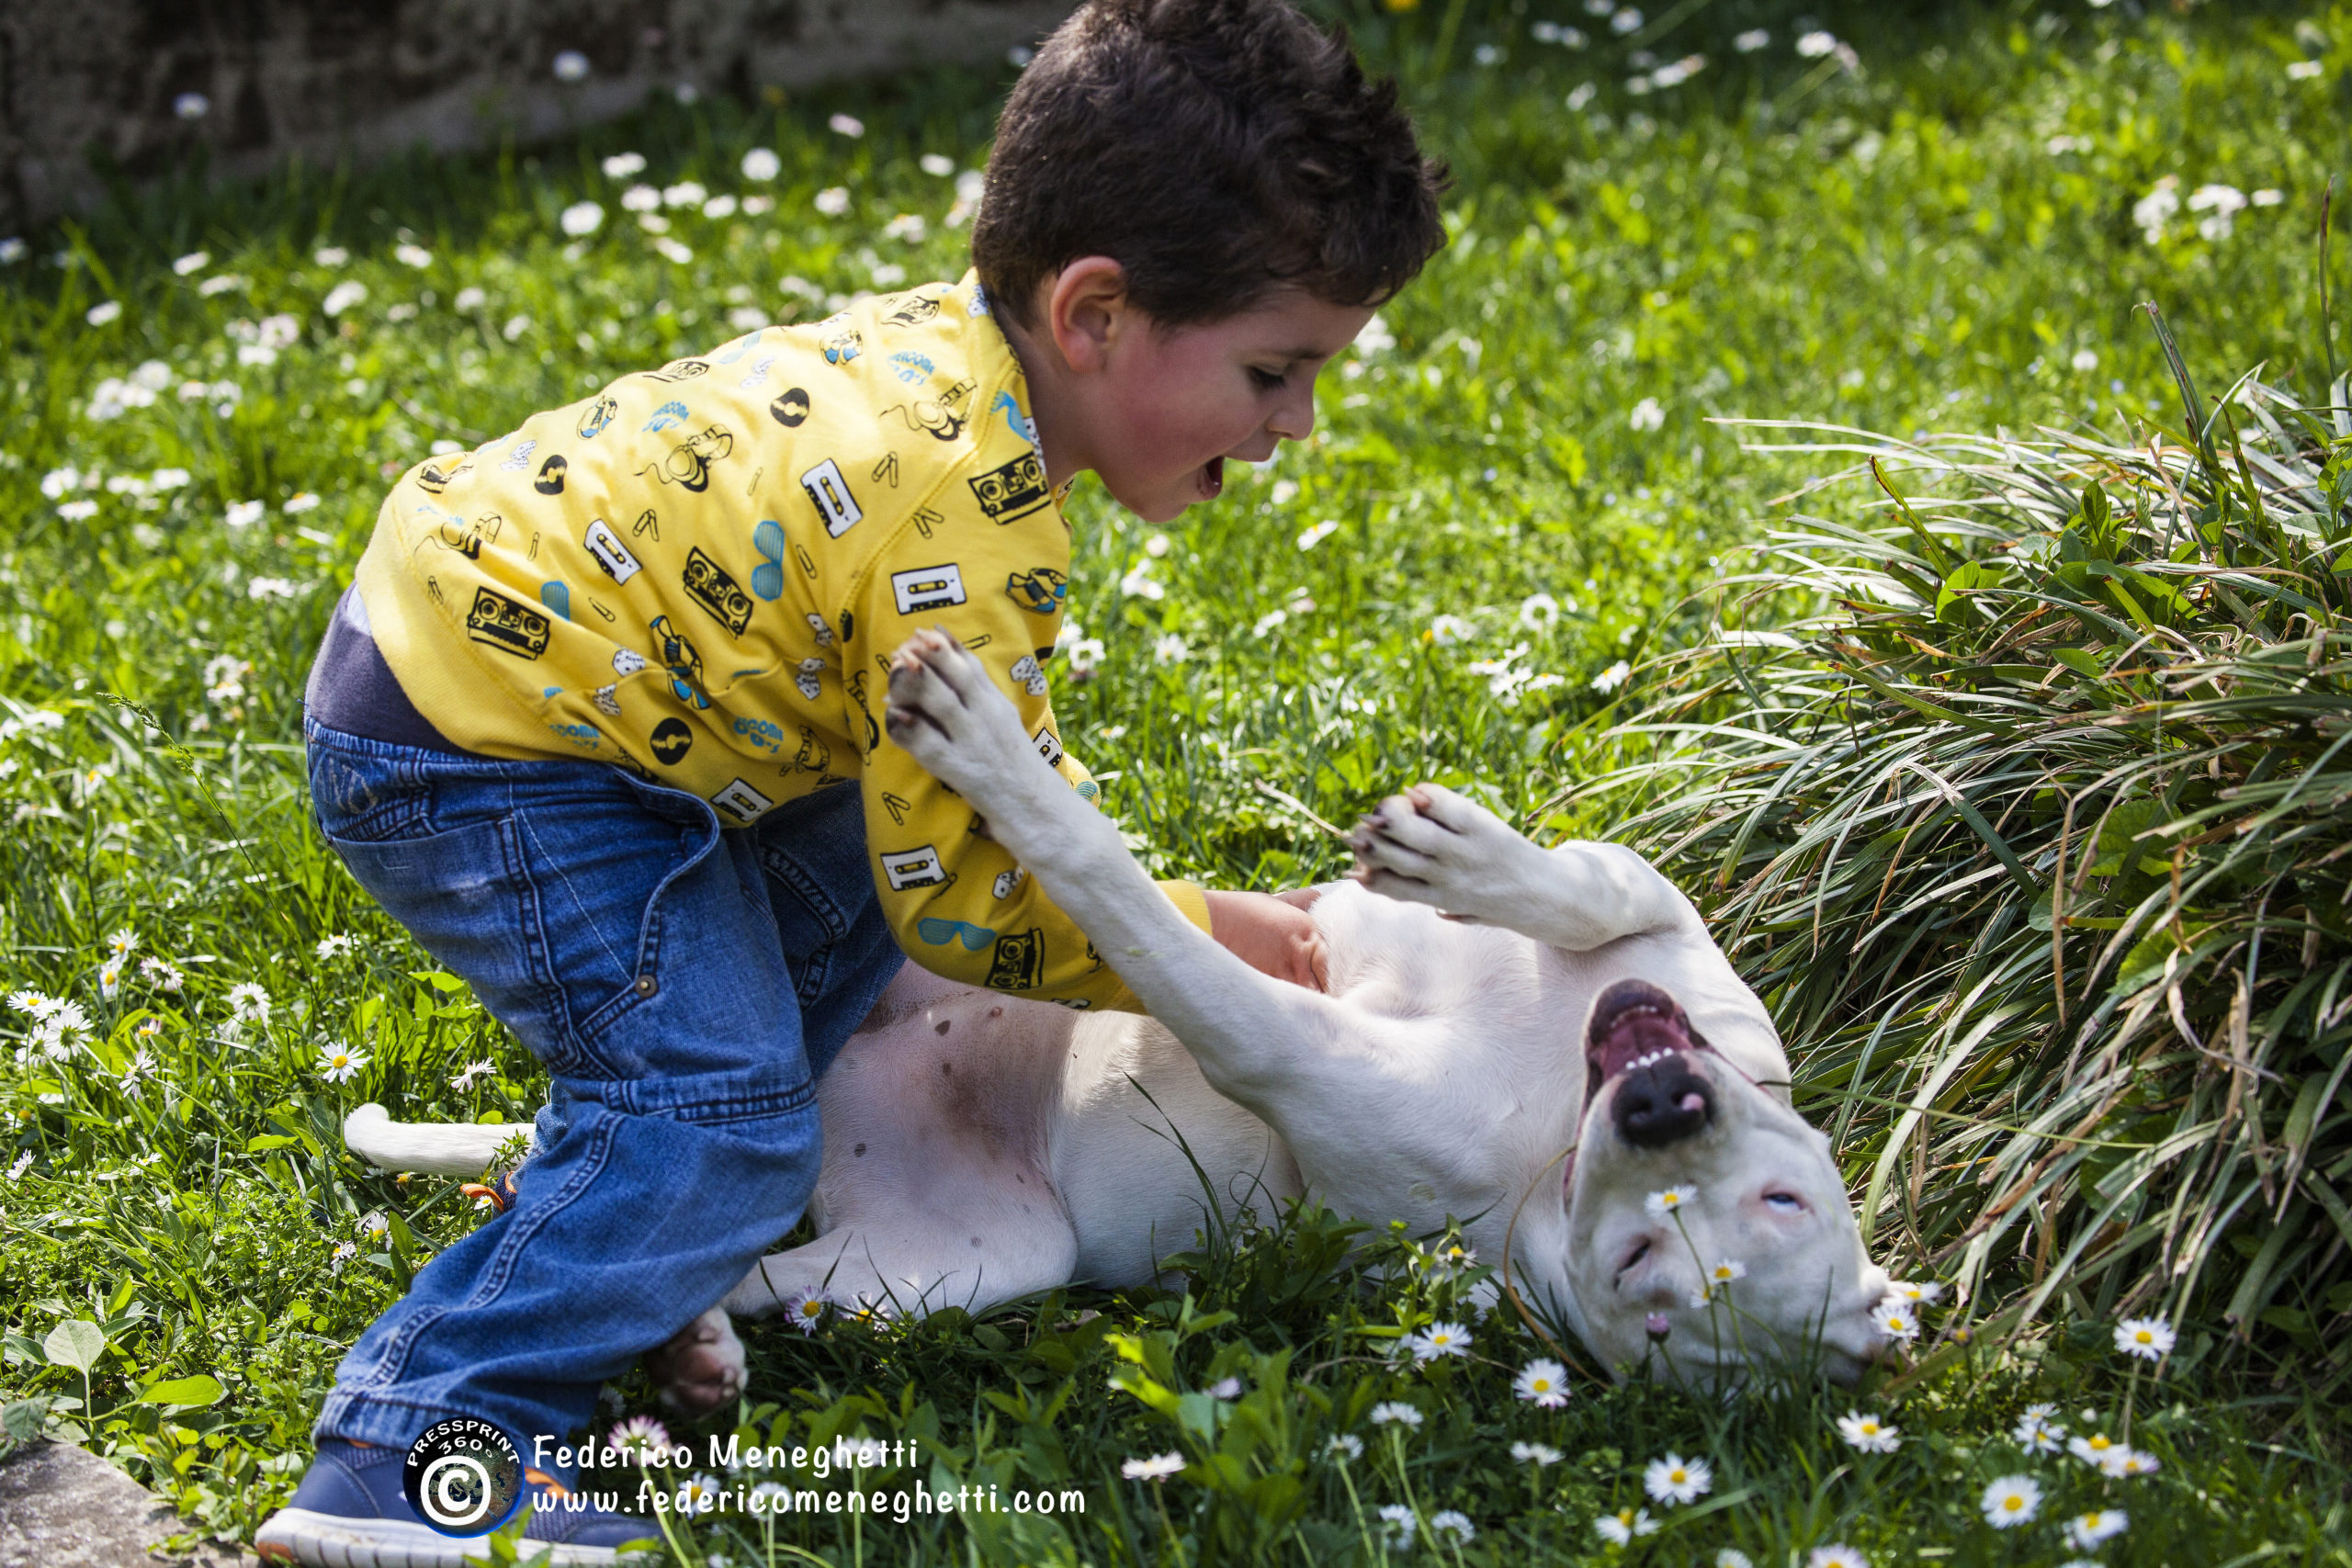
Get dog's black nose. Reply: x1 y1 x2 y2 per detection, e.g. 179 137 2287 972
1612 1057 1713 1146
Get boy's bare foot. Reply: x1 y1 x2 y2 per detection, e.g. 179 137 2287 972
645 1304 745 1418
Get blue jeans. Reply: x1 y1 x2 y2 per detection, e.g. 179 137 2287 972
303 718 902 1461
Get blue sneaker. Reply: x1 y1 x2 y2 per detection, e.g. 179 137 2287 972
255 1438 662 1566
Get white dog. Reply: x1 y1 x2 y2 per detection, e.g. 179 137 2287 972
349 629 1890 1405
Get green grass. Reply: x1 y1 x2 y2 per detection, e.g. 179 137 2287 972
4 0 2352 1562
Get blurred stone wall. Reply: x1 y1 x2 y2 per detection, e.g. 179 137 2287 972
0 0 1078 232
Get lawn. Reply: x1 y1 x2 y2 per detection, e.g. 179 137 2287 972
4 0 2351 1562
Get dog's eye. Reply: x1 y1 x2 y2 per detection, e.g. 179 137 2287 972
1763 1192 1804 1213
1616 1236 1652 1278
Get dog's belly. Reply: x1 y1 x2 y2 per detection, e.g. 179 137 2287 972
809 982 1075 1235
809 971 1297 1293
1052 1013 1301 1287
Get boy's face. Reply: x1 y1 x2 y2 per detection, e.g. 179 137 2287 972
1069 285 1377 524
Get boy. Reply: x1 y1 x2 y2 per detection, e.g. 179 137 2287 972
258 0 1444 1560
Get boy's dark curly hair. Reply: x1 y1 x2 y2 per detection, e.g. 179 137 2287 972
972 0 1450 328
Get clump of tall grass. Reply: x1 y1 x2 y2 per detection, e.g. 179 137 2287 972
1578 307 2352 1387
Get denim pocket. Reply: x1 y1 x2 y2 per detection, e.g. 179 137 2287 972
309 746 433 844
512 792 718 1065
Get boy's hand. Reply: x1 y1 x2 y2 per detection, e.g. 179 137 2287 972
1204 889 1329 991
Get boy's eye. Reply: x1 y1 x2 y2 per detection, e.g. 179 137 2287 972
1247 366 1286 391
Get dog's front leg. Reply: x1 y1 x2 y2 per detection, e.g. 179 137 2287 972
884 630 1340 1102
1350 784 1693 951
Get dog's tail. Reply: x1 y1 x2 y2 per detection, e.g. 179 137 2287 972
344 1102 537 1178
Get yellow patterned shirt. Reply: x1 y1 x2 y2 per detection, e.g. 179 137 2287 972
351 272 1206 1011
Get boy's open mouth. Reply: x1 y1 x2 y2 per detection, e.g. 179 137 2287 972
1197 456 1225 499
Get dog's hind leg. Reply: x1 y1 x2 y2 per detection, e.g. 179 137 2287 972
1349 784 1694 950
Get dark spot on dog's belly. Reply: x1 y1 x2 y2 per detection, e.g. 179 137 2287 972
940 1060 952 1075
989 1007 1002 1019
854 1143 865 1156
1014 1173 1023 1183
935 1020 950 1034
970 1235 981 1247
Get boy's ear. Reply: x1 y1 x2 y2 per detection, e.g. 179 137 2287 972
1043 256 1133 376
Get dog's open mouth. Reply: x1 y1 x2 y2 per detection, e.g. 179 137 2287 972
1583 978 1713 1100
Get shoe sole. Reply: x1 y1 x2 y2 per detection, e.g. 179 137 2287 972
254 1508 651 1567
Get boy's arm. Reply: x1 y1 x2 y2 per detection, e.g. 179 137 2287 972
841 549 1208 1011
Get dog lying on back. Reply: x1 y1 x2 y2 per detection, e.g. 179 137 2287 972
351 629 1894 1405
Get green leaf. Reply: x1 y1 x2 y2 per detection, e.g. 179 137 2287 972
138 1374 225 1408
42 1319 107 1375
245 1134 300 1153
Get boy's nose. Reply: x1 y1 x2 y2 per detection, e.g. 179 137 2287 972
1267 388 1316 443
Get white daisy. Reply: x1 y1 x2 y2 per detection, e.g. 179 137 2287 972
6 1151 32 1180
676 1473 720 1511
1429 1509 1475 1544
1884 1279 1941 1305
1592 1506 1658 1545
1510 1439 1562 1466
1644 1452 1712 1506
314 934 356 960
329 1240 357 1273
1514 1358 1570 1407
609 1415 671 1461
2068 1432 2122 1469
1807 1549 1869 1568
1837 1411 1900 1452
1206 1376 1241 1399
1408 1321 1473 1361
449 1059 494 1091
107 929 138 956
1369 1401 1423 1428
1120 1451 1184 1481
226 982 270 1023
2013 1403 2065 1452
1980 1473 2040 1528
784 1287 827 1333
1325 1433 1363 1461
317 1043 368 1083
2113 1315 2175 1360
1716 1552 1755 1568
1375 1504 1418 1551
2102 1449 2161 1479
1870 1299 1920 1340
2064 1510 2128 1550
1644 1183 1699 1220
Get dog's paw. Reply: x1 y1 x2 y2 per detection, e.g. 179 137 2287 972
646 1304 745 1420
884 628 1044 803
1347 784 1532 921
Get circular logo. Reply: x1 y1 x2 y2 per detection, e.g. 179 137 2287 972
649 717 694 765
769 387 811 427
402 1418 523 1537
